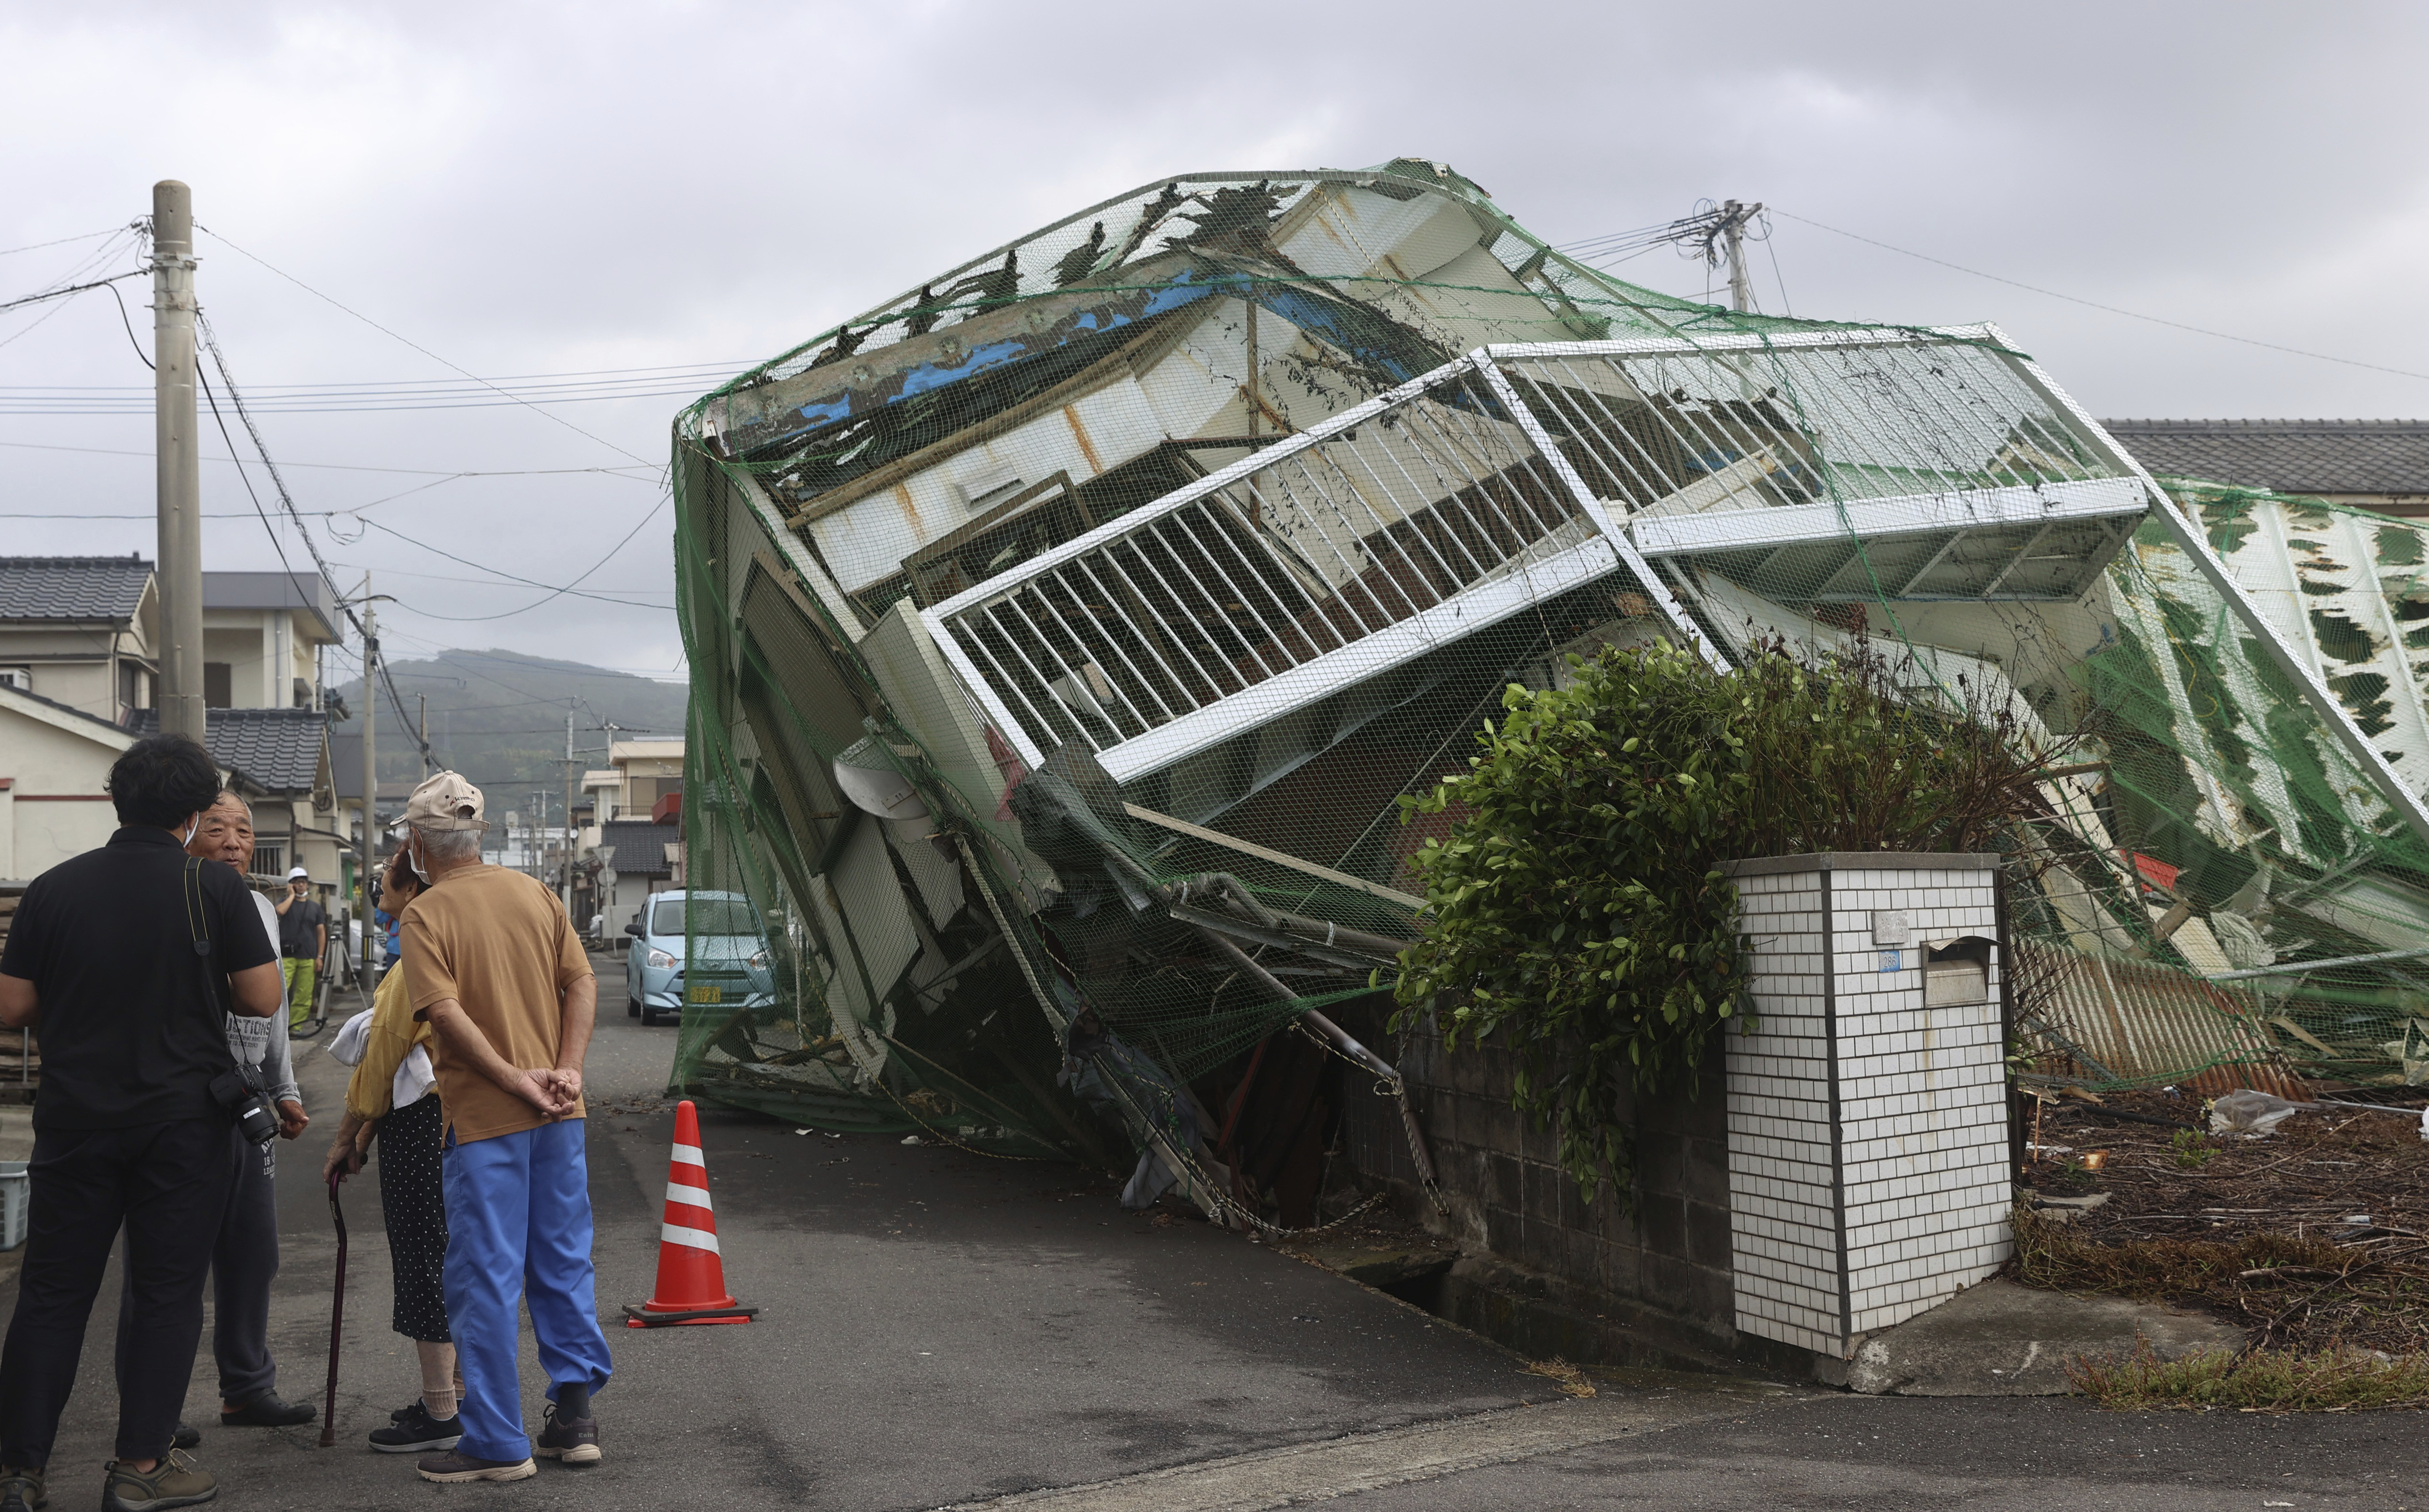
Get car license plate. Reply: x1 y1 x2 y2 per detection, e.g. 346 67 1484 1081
685 984 722 1004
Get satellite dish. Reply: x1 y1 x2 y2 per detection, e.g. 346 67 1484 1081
833 738 929 822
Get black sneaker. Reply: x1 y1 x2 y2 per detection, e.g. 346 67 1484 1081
219 1392 314 1428
170 1423 199 1450
368 1402 461 1455
0 1465 44 1512
534 1402 600 1465
415 1451 534 1484
392 1389 461 1423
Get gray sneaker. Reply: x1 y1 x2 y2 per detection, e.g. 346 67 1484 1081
415 1451 535 1483
0 1465 44 1512
102 1451 215 1511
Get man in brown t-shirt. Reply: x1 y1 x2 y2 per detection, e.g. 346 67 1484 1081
393 772 612 1483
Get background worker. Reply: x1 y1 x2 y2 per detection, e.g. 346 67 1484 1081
0 735 284 1512
325 841 461 1455
274 866 327 1031
118 791 317 1441
392 772 612 1484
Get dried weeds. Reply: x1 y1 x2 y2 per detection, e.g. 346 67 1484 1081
1525 1357 1596 1398
2016 1089 2429 1354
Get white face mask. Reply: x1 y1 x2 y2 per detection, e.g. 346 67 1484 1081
181 815 202 847
407 839 433 883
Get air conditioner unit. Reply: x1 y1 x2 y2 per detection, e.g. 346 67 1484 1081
0 668 29 692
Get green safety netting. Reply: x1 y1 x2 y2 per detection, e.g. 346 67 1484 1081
661 159 2429 1227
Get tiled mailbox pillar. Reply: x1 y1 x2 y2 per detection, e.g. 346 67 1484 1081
1717 852 2012 1361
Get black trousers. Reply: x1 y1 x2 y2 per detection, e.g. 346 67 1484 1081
112 1133 279 1406
377 1092 450 1342
0 1117 237 1467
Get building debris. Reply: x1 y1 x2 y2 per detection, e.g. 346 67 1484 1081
665 161 2429 1225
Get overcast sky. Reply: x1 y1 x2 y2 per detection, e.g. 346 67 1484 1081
5 0 2425 680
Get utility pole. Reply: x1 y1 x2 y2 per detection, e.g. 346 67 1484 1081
359 581 378 983
152 180 205 742
418 694 431 776
562 709 577 910
1715 199 1763 313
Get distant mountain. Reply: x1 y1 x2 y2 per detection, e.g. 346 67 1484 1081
328 648 689 813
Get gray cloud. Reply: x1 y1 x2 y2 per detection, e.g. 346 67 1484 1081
4 0 2424 671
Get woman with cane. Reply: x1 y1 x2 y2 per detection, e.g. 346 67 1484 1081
322 845 460 1453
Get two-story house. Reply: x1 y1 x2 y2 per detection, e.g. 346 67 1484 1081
0 556 158 724
0 557 342 883
2101 419 2429 520
601 737 684 824
200 570 343 709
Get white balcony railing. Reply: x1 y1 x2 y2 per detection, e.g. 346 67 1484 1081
920 331 2149 783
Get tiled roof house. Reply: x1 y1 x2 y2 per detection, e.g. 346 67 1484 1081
2103 419 2429 519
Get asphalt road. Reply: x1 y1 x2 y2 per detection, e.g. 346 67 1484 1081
3 952 2426 1510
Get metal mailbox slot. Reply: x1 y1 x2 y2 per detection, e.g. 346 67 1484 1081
1924 937 1993 1007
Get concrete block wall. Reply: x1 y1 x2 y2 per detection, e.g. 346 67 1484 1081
1338 1002 1738 1344
1338 851 2012 1370
1722 853 2012 1358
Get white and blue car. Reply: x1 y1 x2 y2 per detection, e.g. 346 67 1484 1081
623 889 775 1027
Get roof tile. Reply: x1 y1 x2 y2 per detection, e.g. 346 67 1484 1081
127 707 329 793
599 819 679 876
2103 419 2429 496
0 556 152 622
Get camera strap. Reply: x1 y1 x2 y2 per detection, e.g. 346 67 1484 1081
184 856 263 1097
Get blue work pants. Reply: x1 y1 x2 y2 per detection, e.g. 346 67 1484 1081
440 1119 613 1462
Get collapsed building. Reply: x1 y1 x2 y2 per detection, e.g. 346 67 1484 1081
664 160 2429 1234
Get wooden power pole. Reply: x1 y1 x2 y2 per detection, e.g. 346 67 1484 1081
153 180 205 742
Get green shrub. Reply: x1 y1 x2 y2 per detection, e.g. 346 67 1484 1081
1389 636 2040 1202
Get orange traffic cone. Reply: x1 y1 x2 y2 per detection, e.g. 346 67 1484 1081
622 1100 759 1328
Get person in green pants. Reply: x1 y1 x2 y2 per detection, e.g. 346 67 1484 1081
274 867 326 1030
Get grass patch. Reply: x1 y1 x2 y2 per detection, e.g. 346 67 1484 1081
2071 1338 2429 1411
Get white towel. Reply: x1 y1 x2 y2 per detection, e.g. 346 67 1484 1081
393 1045 436 1111
327 1008 374 1066
327 1006 436 1115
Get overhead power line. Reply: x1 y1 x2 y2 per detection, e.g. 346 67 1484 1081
1769 208 2429 386
0 226 127 258
195 224 660 465
0 437 660 483
0 357 754 391
0 268 148 317
195 310 436 768
354 500 672 622
350 514 674 613
0 362 751 415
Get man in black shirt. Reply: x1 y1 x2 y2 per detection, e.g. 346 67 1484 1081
0 734 284 1512
273 867 327 1031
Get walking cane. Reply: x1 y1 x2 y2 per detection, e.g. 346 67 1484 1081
318 1172 348 1447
